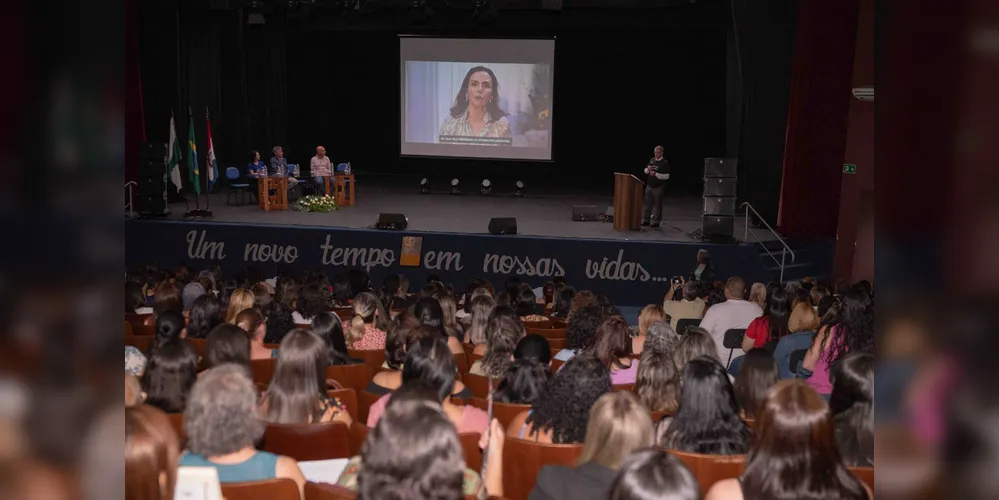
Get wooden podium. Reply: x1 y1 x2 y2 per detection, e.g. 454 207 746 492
613 173 643 231
257 176 288 211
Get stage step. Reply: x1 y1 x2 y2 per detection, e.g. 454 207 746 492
752 239 834 284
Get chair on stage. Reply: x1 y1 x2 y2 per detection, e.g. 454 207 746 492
287 164 302 200
226 166 251 205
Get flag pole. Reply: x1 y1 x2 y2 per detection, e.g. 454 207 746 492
184 106 212 218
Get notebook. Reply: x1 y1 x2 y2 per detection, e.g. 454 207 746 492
298 458 352 485
175 466 223 500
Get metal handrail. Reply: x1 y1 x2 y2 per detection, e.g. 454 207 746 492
125 181 137 218
740 202 795 282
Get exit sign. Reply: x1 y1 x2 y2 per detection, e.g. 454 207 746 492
843 163 857 174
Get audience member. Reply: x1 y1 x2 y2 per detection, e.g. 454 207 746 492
671 327 722 374
414 296 464 354
470 305 525 377
517 283 549 322
803 288 873 396
551 286 577 318
181 281 207 312
555 304 605 362
310 312 362 366
705 380 870 500
608 449 700 500
150 309 187 355
180 365 306 495
788 300 820 333
262 329 351 425
465 294 496 352
507 354 612 444
367 337 484 432
531 392 654 500
733 348 778 419
345 292 389 351
689 249 715 284
224 288 254 323
635 348 679 414
642 321 680 355
331 274 352 308
292 283 326 325
186 294 223 340
437 292 465 341
514 333 552 365
204 323 252 372
704 286 726 310
747 282 767 310
589 316 638 385
810 285 830 308
234 308 274 360
127 281 152 315
126 405 181 500
141 339 198 414
830 353 874 466
699 277 763 364
126 345 148 377
368 324 446 394
253 283 295 344
568 290 597 318
657 357 750 455
634 305 665 355
663 279 706 331
495 359 550 405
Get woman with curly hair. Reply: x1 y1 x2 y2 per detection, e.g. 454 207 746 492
705 380 870 500
469 305 524 377
568 290 597 319
554 304 606 362
803 288 873 396
657 357 750 455
506 354 612 444
292 282 327 325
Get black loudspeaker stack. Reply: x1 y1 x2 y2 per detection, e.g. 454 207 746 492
702 158 737 240
488 217 517 235
138 142 169 217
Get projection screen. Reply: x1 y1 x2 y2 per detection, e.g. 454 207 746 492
400 36 555 161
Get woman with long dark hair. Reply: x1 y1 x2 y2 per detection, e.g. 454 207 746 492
293 282 326 325
203 323 252 372
658 357 750 455
494 335 552 405
588 316 638 385
705 380 870 500
733 348 778 419
551 286 577 319
141 339 198 414
310 312 361 366
829 353 874 466
149 310 186 355
438 66 511 140
741 288 791 352
186 294 223 340
262 329 351 425
803 288 873 396
252 283 294 345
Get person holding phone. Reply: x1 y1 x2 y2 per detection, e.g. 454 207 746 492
641 145 670 227
662 277 706 331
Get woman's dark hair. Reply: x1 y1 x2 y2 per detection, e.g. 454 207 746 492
733 348 779 419
514 334 551 365
297 283 326 321
494 359 550 405
566 304 606 351
817 295 836 318
401 337 457 402
705 286 726 309
741 380 867 500
204 324 251 371
358 397 464 500
126 281 146 312
763 288 792 343
186 294 223 340
382 274 400 298
264 329 330 423
825 288 874 365
385 312 423 370
526 354 612 444
275 277 298 310
829 353 874 466
413 297 447 336
590 316 633 370
152 282 183 315
332 274 352 304
609 449 700 500
661 357 750 455
347 268 370 298
515 283 539 318
151 310 186 354
248 149 260 162
310 312 359 366
449 66 508 120
141 339 198 414
551 286 577 318
480 305 525 377
252 283 295 345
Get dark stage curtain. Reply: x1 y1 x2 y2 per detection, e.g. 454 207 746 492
125 0 144 184
777 0 860 240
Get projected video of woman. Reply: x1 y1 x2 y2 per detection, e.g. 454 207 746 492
438 66 512 143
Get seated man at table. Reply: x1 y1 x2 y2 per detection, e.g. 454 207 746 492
310 145 332 194
269 145 300 189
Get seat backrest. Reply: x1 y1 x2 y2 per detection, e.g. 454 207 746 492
723 329 746 349
462 343 476 359
469 352 484 366
125 335 155 353
250 358 279 386
547 338 566 351
468 397 531 430
788 348 807 375
348 422 369 456
675 318 702 334
526 327 563 339
459 432 483 472
663 448 746 496
186 338 208 358
551 358 564 373
523 320 553 330
326 388 359 421
502 437 584 500
226 166 240 180
462 373 498 399
848 466 874 491
347 349 386 370
453 352 469 374
357 391 383 425
261 421 351 461
613 383 635 393
124 320 133 337
133 323 157 336
333 309 353 320
167 412 186 446
125 312 153 330
221 478 300 500
327 364 374 393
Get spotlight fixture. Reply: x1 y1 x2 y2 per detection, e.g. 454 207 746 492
515 180 525 197
420 177 430 194
451 178 460 195
410 0 434 21
480 179 491 196
473 0 498 23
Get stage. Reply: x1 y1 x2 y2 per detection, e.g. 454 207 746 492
126 183 829 306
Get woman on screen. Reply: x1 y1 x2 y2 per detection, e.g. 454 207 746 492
439 66 511 140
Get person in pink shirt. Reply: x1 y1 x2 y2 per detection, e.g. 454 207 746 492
802 288 874 396
310 145 333 194
366 337 489 435
587 316 639 385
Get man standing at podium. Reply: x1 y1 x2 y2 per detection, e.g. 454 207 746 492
642 145 670 227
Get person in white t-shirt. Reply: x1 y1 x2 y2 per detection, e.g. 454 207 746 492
698 277 763 365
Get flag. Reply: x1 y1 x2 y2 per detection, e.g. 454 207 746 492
187 111 200 195
205 108 218 193
167 111 183 193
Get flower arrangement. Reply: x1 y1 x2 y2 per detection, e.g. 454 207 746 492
294 194 338 213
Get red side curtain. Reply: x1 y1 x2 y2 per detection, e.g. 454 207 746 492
777 0 860 240
125 0 145 184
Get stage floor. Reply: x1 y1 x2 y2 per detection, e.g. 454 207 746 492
164 187 767 243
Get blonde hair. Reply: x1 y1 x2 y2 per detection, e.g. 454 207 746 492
225 288 254 323
788 301 820 333
437 294 459 331
579 392 654 469
638 305 665 337
749 282 767 309
349 292 387 346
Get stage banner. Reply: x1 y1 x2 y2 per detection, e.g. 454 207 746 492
125 220 774 306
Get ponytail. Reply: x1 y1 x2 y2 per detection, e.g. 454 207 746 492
349 315 366 347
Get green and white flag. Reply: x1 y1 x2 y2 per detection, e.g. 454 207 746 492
167 111 183 193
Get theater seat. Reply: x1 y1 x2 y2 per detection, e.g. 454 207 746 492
348 423 369 456
358 391 383 424
849 466 874 491
460 432 483 472
661 448 746 496
250 358 278 386
612 383 635 393
547 338 566 351
463 373 499 399
454 352 469 374
468 397 531 430
261 421 352 461
125 335 154 353
186 338 207 358
167 412 186 446
502 437 584 500
221 478 299 500
327 364 374 393
551 359 564 373
326 388 359 422
523 320 553 330
347 349 386 370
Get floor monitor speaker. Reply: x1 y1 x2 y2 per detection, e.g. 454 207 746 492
376 213 408 230
488 217 517 235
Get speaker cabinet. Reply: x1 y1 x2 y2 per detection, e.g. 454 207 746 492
703 177 737 197
572 205 601 221
704 158 737 178
488 217 517 235
376 213 408 230
702 215 734 238
703 196 736 216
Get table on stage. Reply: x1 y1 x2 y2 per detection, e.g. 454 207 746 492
319 174 355 207
256 176 288 211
